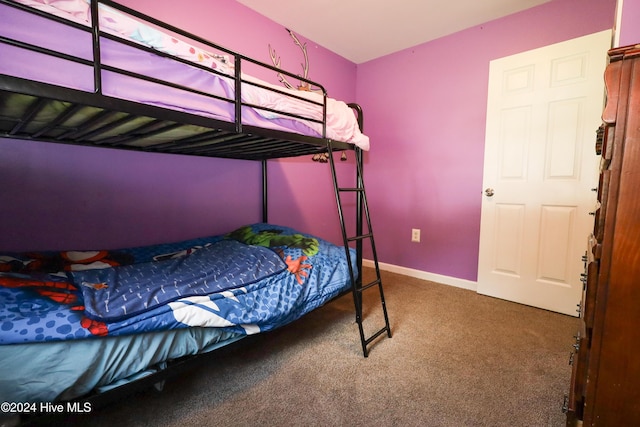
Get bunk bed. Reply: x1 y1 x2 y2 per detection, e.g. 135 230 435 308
0 0 391 420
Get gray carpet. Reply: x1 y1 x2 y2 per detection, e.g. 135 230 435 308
68 268 577 427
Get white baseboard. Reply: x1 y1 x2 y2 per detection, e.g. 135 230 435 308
362 259 478 292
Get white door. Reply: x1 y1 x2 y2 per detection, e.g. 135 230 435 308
477 30 611 316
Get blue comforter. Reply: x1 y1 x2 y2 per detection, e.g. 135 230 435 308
76 240 286 322
0 224 356 344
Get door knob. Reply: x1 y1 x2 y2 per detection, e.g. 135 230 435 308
484 188 495 197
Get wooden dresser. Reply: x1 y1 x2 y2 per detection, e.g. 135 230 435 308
565 44 640 426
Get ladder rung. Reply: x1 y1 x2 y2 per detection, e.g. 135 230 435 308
338 187 364 192
347 233 373 242
365 326 390 346
357 278 382 292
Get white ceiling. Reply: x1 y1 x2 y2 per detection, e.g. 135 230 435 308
236 0 553 64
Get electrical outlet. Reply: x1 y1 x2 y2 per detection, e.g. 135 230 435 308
411 228 421 243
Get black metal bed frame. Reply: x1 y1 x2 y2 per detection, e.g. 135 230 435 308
0 0 352 159
0 0 391 415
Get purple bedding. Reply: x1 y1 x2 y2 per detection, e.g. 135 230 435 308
0 0 370 150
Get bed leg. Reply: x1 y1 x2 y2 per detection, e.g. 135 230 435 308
262 159 268 223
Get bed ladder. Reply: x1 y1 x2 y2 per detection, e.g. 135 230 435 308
327 142 392 357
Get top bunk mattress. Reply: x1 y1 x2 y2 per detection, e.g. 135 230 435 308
0 0 369 153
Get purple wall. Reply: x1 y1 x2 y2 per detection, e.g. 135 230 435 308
0 0 357 252
357 0 616 281
620 0 640 46
1 140 261 250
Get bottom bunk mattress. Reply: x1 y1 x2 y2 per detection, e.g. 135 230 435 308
0 223 356 403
